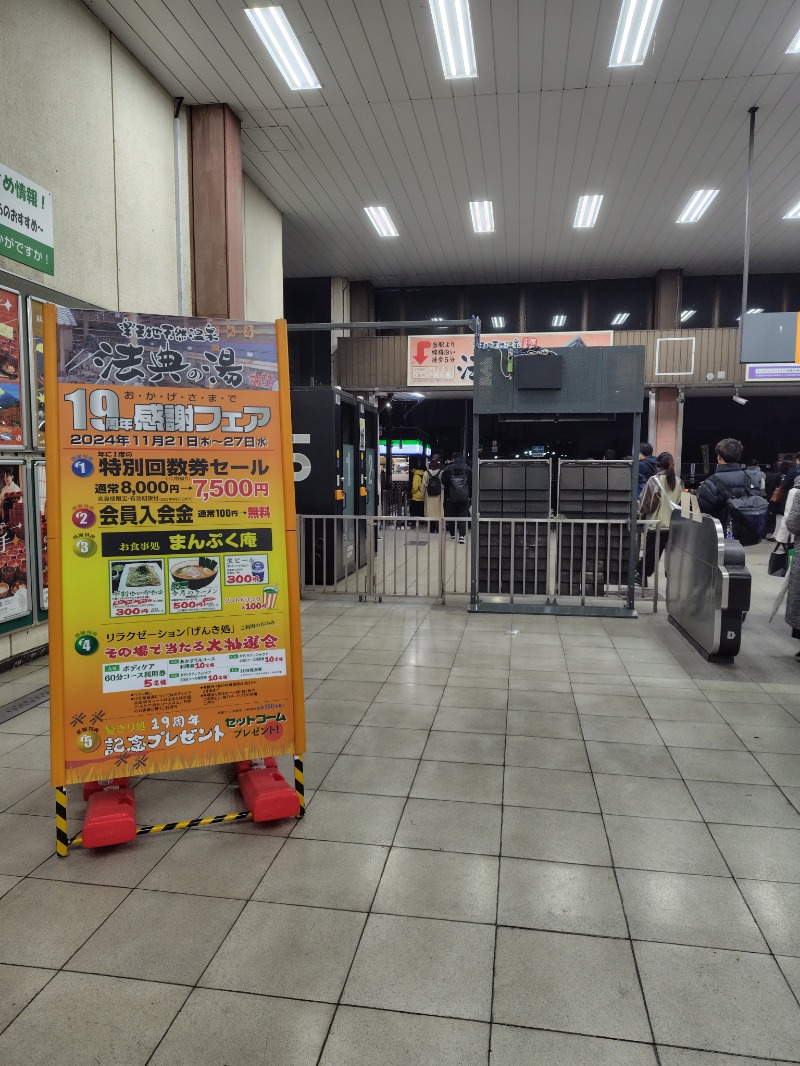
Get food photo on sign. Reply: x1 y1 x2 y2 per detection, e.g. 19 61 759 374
0 287 23 445
0 462 30 620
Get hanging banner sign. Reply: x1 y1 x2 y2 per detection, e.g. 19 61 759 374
0 286 24 447
407 330 614 387
46 310 304 785
0 163 54 275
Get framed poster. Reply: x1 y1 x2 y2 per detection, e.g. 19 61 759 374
0 460 32 626
0 285 24 448
33 460 47 612
28 297 46 449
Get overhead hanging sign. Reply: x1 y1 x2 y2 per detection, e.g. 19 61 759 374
0 164 54 275
745 363 800 382
407 331 613 387
46 309 304 785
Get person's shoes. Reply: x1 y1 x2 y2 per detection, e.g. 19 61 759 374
458 535 465 543
766 534 775 541
446 533 454 539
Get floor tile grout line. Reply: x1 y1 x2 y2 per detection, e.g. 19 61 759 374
487 672 509 1066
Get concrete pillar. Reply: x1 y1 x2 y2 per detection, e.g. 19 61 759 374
654 269 682 330
189 104 244 319
653 386 680 462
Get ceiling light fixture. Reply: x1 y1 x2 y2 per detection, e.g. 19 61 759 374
573 194 603 228
364 206 399 237
676 189 719 223
611 312 630 326
428 0 477 79
490 316 505 329
469 200 494 233
786 27 800 53
680 309 696 322
431 316 444 322
783 200 800 219
245 7 322 90
552 314 567 328
732 388 748 405
609 0 664 67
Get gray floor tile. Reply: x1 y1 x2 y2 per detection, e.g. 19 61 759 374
200 901 366 1001
432 706 508 734
253 838 387 911
305 722 354 754
504 735 590 771
754 753 800 786
668 747 773 784
732 726 800 754
491 1026 658 1066
571 682 639 697
198 785 296 836
387 665 452 686
0 874 19 899
696 685 777 704
343 725 429 759
320 754 418 797
581 716 663 745
0 964 55 1034
0 972 189 1066
342 913 494 1020
709 823 800 881
0 768 50 812
655 722 746 751
506 710 582 739
361 701 438 729
0 735 50 771
687 780 800 829
34 830 186 888
574 693 648 718
713 703 800 728
504 766 600 812
738 879 800 956
498 857 627 936
605 815 729 875
150 989 334 1066
595 775 701 821
303 660 336 679
292 791 405 845
320 1005 489 1066
327 661 394 683
373 847 498 923
394 798 502 855
658 1049 799 1066
305 698 371 725
617 869 767 952
422 729 505 765
0 732 35 757
0 878 128 967
493 928 651 1041
586 742 680 779
502 806 611 866
440 686 507 710
129 779 227 825
448 671 509 689
635 941 800 1059
506 691 577 714
411 760 504 804
67 888 243 983
779 955 800 998
641 698 724 723
139 831 283 898
345 649 404 666
377 682 444 706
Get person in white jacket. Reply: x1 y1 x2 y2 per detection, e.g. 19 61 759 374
636 452 684 584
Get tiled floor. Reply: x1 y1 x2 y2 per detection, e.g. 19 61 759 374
1 544 800 1065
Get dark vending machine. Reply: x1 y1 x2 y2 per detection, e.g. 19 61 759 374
557 460 634 595
291 387 378 584
478 460 550 595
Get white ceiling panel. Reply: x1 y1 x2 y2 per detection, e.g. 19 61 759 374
83 0 800 283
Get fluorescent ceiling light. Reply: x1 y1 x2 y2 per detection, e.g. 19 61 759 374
680 309 696 322
245 7 321 90
551 314 567 328
491 316 505 329
609 0 664 66
573 194 603 228
428 0 477 79
469 200 494 233
746 307 764 314
611 312 630 326
431 316 444 321
364 206 399 237
676 189 719 223
783 200 800 219
786 27 800 53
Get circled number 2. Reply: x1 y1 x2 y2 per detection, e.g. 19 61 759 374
72 509 96 528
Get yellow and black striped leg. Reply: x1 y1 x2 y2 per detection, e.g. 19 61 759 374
56 787 68 857
294 754 305 817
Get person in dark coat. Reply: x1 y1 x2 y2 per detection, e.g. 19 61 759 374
696 438 754 526
638 443 658 496
441 452 472 542
783 485 800 658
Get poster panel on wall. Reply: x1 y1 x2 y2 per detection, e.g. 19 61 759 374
33 461 47 612
0 461 32 625
406 330 614 387
29 298 46 448
46 309 304 785
0 286 24 447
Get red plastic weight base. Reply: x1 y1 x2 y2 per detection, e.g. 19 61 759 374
237 767 300 822
81 786 137 848
82 778 128 801
235 757 277 775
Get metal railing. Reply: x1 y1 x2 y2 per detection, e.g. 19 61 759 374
297 514 661 609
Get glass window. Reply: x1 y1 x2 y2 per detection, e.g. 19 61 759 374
587 277 652 330
524 282 584 333
403 287 461 331
681 276 716 328
464 285 520 333
374 288 403 324
715 274 785 325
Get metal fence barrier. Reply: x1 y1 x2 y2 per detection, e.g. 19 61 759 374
297 514 661 610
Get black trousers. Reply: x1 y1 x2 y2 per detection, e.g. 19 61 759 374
445 500 470 537
642 529 669 578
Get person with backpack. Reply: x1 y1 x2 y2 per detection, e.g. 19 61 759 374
421 454 444 533
638 442 659 497
442 451 472 543
697 437 769 546
635 451 683 585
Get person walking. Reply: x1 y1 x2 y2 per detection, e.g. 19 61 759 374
638 442 658 497
745 459 766 496
782 483 800 659
636 452 683 584
408 459 425 526
441 451 472 542
420 454 444 533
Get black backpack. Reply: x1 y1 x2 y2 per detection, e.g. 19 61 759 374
426 471 441 497
710 474 768 546
448 471 470 504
